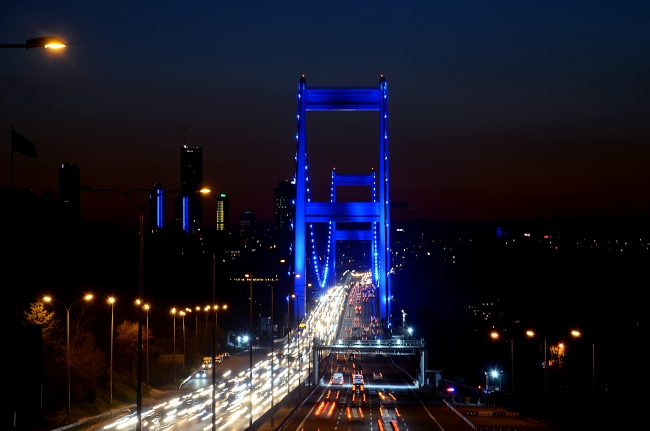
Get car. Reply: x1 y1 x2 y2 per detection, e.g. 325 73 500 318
222 352 230 359
331 372 344 385
373 371 384 381
195 370 207 378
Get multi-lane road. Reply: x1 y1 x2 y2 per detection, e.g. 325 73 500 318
97 274 468 431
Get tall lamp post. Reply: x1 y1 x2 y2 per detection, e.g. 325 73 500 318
43 294 93 422
211 304 226 431
270 283 275 426
180 311 186 373
571 330 594 413
526 330 547 418
80 186 209 431
490 330 515 396
144 304 150 387
246 274 254 428
204 305 211 356
108 297 115 405
171 308 177 383
195 306 200 366
287 294 295 400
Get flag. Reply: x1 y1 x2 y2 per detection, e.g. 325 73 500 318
12 128 38 159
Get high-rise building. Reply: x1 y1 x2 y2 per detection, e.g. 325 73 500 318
59 162 80 219
216 193 230 231
239 209 256 235
179 145 202 234
274 180 295 235
150 183 165 232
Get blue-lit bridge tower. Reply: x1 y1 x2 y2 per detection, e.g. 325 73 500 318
293 75 391 322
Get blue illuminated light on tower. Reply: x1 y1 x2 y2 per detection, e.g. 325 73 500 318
182 197 189 233
292 75 391 321
150 183 165 231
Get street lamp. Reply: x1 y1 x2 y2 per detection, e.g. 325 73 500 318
180 311 186 373
489 330 515 396
526 330 547 417
0 37 66 49
171 308 177 383
144 304 150 387
571 330 595 413
211 303 227 431
287 293 292 398
195 306 200 366
108 297 115 406
43 294 93 421
204 305 211 356
245 274 254 428
269 283 275 426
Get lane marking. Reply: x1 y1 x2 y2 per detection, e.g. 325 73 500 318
387 357 446 431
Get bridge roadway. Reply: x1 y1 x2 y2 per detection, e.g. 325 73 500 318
281 354 468 431
276 278 467 431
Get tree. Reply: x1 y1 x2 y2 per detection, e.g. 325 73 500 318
23 300 60 348
115 320 151 380
23 301 65 407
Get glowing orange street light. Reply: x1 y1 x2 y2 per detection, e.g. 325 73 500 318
1 37 66 49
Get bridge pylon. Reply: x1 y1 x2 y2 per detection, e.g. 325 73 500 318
293 75 391 322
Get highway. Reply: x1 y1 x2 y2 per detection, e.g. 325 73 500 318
282 355 468 431
98 283 348 431
97 273 468 431
280 274 468 431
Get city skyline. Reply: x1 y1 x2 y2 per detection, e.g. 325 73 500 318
2 1 649 229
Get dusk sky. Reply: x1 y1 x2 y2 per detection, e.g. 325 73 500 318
2 1 649 228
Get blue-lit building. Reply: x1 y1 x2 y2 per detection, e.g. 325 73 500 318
149 183 165 232
179 145 203 234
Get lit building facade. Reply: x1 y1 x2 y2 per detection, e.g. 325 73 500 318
216 193 229 231
150 183 165 232
239 209 256 235
180 145 202 234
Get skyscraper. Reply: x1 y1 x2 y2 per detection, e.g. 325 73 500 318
179 145 202 234
216 193 229 231
59 162 80 220
239 209 256 235
274 180 295 236
150 183 165 232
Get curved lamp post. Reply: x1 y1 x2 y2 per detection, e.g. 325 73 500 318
43 294 93 421
0 37 66 49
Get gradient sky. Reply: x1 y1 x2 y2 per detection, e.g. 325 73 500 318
2 1 649 228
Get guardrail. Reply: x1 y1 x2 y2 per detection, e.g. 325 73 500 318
50 405 135 431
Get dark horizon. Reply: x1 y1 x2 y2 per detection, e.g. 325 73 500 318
2 1 649 228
